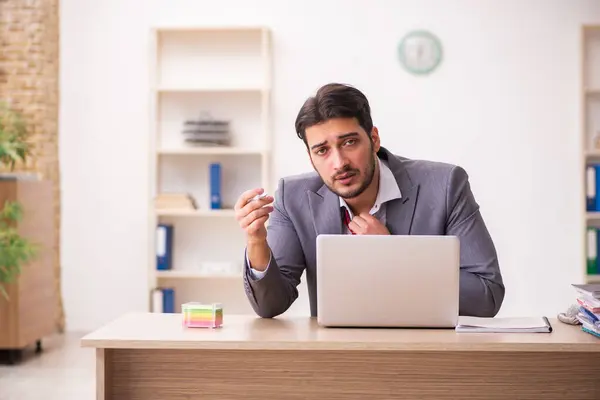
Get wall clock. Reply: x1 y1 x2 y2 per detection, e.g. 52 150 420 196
397 30 443 75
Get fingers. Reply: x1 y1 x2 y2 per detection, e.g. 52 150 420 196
239 204 274 229
352 212 389 235
358 212 377 222
350 213 383 235
351 215 368 229
238 195 274 222
234 188 265 211
246 215 269 235
347 219 363 234
235 189 273 220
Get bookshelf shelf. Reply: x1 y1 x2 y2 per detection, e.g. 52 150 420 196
586 212 600 221
156 209 235 217
158 147 266 156
156 270 241 279
585 150 600 159
148 25 272 314
582 26 600 285
157 86 266 93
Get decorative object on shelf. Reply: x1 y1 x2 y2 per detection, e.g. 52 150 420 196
182 111 231 146
154 192 197 211
182 302 223 328
397 30 443 75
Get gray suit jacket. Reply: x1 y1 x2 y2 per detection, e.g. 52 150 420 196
243 147 505 318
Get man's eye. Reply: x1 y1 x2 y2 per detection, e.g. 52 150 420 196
316 148 327 155
344 139 356 146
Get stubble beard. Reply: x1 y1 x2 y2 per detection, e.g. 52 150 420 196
324 151 377 200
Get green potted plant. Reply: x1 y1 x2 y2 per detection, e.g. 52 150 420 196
0 102 37 299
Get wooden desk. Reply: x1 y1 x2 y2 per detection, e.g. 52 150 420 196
81 313 600 400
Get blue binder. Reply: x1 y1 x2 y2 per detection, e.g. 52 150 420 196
596 227 600 275
587 165 596 211
156 224 173 270
162 288 175 313
210 162 222 209
595 165 600 212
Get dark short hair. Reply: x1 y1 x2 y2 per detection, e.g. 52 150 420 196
294 83 374 144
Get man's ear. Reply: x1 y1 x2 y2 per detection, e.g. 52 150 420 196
370 127 381 152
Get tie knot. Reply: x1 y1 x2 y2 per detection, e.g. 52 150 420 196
341 207 355 234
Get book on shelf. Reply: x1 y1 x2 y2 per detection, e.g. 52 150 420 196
585 227 600 276
154 192 197 210
210 162 221 209
156 224 173 270
587 164 599 212
151 287 175 313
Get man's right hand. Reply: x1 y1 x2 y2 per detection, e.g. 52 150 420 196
234 188 274 243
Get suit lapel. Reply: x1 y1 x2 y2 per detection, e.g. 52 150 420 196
308 184 342 235
384 185 419 235
379 147 420 235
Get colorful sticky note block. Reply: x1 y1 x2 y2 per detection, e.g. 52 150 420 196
182 302 223 328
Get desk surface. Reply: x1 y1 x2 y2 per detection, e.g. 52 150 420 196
80 313 599 352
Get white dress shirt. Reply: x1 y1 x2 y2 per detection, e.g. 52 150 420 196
248 158 402 278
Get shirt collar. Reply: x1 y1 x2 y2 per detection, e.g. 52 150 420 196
339 157 402 219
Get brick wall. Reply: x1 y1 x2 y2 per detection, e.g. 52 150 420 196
0 0 64 331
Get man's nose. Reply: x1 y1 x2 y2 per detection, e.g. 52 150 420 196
330 150 347 170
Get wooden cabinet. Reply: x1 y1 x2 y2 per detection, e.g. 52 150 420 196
0 178 57 363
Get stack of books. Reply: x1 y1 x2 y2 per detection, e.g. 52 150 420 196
154 193 197 211
572 284 600 338
182 113 230 146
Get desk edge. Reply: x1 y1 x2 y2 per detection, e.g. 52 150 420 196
79 338 600 352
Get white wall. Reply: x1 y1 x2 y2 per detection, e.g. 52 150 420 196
60 0 600 331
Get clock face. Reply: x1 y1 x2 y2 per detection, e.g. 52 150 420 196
398 30 443 75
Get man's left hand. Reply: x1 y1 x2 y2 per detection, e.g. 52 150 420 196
348 213 390 235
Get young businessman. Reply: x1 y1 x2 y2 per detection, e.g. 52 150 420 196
234 83 505 319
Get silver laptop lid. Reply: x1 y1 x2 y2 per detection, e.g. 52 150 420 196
316 234 460 328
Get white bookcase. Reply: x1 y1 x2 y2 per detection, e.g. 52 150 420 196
148 26 272 313
582 25 600 284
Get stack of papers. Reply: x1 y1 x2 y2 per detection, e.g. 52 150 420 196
456 316 553 333
571 284 600 338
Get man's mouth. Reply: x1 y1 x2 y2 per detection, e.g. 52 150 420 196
336 172 357 184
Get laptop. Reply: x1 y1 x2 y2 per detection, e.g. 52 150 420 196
316 234 460 328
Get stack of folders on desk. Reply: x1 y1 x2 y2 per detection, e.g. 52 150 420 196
572 284 600 338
